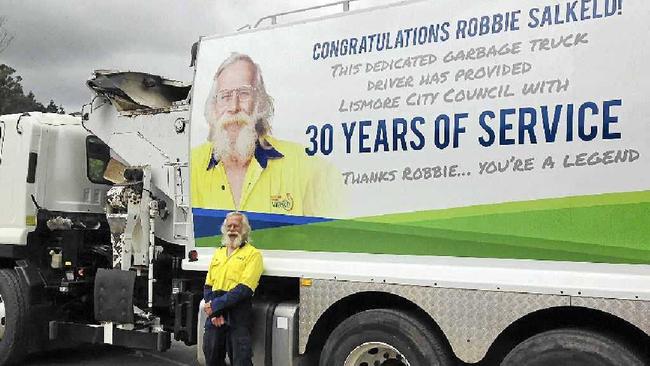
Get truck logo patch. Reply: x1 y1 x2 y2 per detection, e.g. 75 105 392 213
271 193 294 211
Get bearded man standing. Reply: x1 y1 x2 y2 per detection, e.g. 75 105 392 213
191 53 342 218
203 211 263 366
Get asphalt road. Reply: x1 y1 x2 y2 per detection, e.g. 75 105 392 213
23 341 200 366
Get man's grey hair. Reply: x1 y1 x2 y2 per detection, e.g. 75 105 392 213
204 52 274 140
220 211 252 244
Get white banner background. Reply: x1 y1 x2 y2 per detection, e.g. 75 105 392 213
191 0 649 218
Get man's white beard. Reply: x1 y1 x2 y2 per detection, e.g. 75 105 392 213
210 112 257 163
222 232 243 248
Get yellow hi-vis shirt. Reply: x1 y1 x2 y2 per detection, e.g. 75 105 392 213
191 136 343 218
205 243 263 292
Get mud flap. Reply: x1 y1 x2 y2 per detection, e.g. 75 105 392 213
173 290 202 345
94 268 135 323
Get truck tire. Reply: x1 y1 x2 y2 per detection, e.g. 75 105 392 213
501 328 645 366
0 269 27 366
319 309 453 366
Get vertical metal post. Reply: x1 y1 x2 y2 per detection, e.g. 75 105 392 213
148 210 155 310
145 166 155 310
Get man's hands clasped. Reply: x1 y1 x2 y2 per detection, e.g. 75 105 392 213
204 302 226 327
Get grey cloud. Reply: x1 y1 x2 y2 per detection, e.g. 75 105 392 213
0 0 398 112
1 0 217 111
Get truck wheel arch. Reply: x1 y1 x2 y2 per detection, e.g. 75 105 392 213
319 308 455 366
483 306 650 365
303 291 453 361
501 328 646 366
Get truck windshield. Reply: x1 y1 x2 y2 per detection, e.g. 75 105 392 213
86 136 111 185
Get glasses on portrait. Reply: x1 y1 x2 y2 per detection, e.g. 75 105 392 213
215 86 257 105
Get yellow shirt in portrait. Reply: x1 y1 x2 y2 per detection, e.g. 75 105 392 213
191 136 342 218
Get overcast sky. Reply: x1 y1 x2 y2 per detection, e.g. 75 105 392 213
0 0 398 113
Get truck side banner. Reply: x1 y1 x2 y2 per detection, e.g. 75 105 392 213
190 0 650 264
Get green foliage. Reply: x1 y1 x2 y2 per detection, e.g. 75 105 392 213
0 64 65 115
44 99 64 114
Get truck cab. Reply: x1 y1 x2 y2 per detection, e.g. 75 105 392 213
0 112 117 363
0 112 109 252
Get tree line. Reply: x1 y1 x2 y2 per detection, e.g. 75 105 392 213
1 17 65 115
0 64 65 115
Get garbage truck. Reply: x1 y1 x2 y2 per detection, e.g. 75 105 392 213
0 0 649 365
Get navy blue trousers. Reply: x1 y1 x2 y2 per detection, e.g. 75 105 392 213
203 301 253 366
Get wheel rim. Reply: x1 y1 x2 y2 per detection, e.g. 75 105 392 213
0 294 5 340
344 342 411 366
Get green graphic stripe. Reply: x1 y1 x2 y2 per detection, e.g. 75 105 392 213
196 191 650 265
196 222 645 264
358 190 650 223
414 205 647 249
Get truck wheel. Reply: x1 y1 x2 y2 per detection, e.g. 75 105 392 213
501 328 645 366
0 269 27 365
319 309 453 366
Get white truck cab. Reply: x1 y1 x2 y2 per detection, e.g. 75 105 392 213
0 113 108 247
